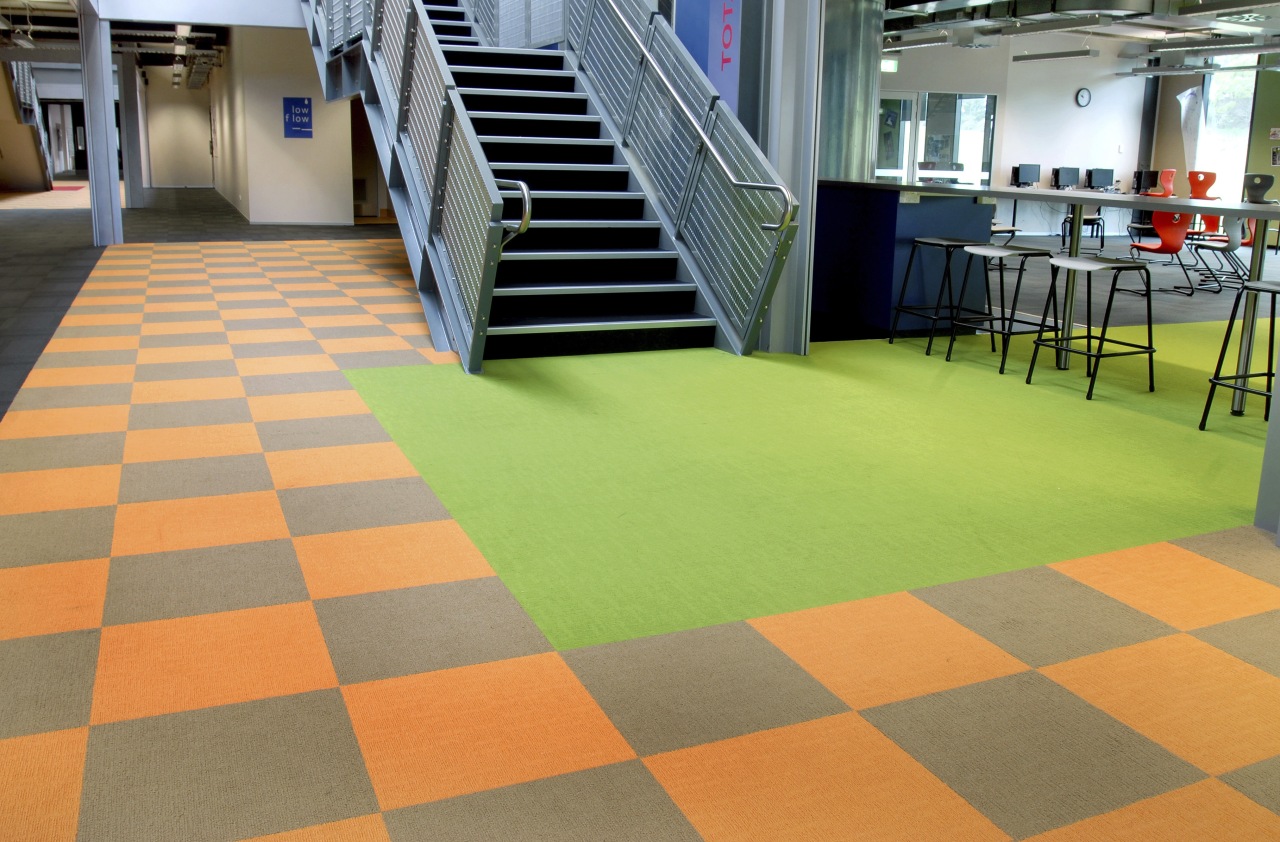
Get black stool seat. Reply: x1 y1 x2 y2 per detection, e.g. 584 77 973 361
1200 279 1280 430
1027 255 1156 400
946 244 1052 374
889 237 988 356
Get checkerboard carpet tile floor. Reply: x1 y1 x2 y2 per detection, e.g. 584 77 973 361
2 240 1280 841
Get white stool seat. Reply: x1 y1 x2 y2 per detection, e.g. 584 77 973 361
914 237 986 248
1049 255 1144 273
965 244 1051 260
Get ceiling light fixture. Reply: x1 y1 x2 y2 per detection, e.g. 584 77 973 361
1148 35 1256 51
1012 48 1101 62
992 14 1111 36
883 33 952 52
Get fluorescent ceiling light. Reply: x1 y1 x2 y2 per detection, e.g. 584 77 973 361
1179 0 1280 15
881 57 900 71
175 24 192 38
1149 35 1255 51
992 14 1111 35
883 34 951 51
1187 41 1280 56
11 29 34 47
1012 48 1101 62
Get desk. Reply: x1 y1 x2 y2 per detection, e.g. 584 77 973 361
851 182 1280 414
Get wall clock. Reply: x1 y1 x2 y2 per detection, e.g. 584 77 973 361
1075 88 1092 107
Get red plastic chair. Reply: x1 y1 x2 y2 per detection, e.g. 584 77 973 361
1188 171 1218 200
1129 210 1198 294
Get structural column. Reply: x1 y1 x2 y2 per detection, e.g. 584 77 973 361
116 54 147 210
818 0 883 180
79 4 123 245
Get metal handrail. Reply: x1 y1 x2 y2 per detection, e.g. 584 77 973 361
590 0 796 233
494 178 532 247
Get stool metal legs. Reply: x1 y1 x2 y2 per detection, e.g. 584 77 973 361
889 242 971 356
946 253 1040 374
1200 286 1277 430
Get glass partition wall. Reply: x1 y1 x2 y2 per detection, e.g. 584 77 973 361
875 91 996 185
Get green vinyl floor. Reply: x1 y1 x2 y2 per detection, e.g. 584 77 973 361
349 322 1269 650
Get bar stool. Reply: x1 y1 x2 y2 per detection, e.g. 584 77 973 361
1026 254 1156 400
946 243 1053 374
889 236 987 356
1199 279 1279 430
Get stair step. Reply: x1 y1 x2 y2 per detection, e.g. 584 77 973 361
498 249 675 261
442 45 567 71
491 163 632 191
496 250 679 286
459 88 589 115
493 281 696 296
470 112 603 139
505 220 662 251
437 35 481 45
432 22 475 37
499 190 647 220
423 7 466 21
451 67 578 93
482 137 616 165
487 314 717 336
490 288 700 325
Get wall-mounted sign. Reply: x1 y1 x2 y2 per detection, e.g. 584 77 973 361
707 0 740 111
284 97 313 139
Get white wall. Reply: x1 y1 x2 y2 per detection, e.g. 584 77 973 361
211 26 352 225
884 33 1149 233
144 78 213 187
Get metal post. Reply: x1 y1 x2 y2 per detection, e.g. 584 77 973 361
1233 218 1272 414
79 5 123 246
116 55 147 210
1057 203 1084 369
619 17 657 146
395 5 419 135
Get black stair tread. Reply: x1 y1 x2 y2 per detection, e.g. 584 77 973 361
479 136 614 146
450 66 576 79
499 249 676 261
423 8 466 20
492 163 629 171
459 87 587 99
493 281 696 296
487 314 718 335
443 45 566 61
469 111 601 123
498 189 646 199
422 3 467 10
437 36 481 44
519 219 660 229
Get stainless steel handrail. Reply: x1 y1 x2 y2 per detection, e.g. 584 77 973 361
494 178 533 247
590 0 796 232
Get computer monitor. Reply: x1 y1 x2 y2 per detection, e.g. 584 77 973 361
1012 164 1040 187
1052 167 1080 190
1086 168 1114 189
1133 170 1159 193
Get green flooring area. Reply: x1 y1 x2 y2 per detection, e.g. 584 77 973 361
349 323 1268 650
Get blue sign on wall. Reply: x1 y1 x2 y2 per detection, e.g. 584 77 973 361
284 97 313 139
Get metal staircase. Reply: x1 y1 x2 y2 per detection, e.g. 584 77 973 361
303 0 796 372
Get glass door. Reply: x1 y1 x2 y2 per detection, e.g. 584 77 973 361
875 92 916 182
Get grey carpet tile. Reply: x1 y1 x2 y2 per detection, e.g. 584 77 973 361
0 507 117 568
104 540 309 625
243 371 354 397
293 305 369 317
384 762 702 842
1222 755 1280 813
223 318 307 332
913 566 1178 667
137 332 229 348
141 310 227 324
127 398 253 430
861 671 1205 839
1173 526 1280 588
51 325 142 339
6 382 134 411
331 350 429 370
1192 611 1280 678
564 623 849 756
315 578 550 684
0 432 126 472
118 454 275 503
309 325 396 340
78 691 379 842
33 350 138 369
278 477 451 537
132 360 242 382
255 414 390 452
230 340 327 359
0 630 100 739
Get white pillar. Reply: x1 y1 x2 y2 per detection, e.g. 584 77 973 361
79 5 123 245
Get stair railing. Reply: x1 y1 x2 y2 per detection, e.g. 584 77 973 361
362 0 531 372
564 0 797 353
6 62 53 188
